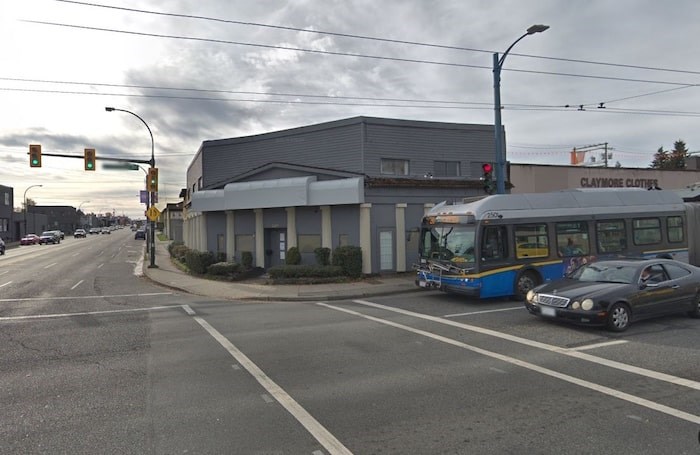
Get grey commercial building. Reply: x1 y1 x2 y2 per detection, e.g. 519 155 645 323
184 116 497 274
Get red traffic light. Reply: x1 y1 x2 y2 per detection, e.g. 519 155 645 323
482 163 493 174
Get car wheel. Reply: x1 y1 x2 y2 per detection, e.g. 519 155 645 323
514 271 539 301
688 293 700 318
606 302 631 332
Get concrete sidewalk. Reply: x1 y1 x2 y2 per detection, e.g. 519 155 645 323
142 238 419 301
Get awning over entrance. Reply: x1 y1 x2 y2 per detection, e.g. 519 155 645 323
190 176 365 212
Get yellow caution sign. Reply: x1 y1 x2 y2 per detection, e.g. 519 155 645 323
146 206 161 221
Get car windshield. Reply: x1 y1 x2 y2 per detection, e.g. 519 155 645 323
570 262 637 284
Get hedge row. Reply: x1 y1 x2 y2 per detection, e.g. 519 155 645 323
168 241 363 280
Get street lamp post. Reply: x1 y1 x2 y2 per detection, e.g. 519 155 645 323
23 184 43 236
493 24 549 194
105 106 158 268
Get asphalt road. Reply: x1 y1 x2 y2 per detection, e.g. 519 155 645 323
1 231 698 454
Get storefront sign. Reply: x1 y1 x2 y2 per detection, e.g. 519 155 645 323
579 177 660 188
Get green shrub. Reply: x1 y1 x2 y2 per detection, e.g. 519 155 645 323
332 245 363 278
286 246 301 265
207 262 241 276
241 251 253 269
167 241 184 256
314 247 331 266
215 252 227 263
267 264 344 279
185 250 216 274
170 244 190 262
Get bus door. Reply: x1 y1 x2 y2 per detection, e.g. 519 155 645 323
479 225 511 297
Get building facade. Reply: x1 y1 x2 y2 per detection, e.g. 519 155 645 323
184 116 497 273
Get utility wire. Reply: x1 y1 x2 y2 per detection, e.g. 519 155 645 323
22 20 700 88
55 0 700 77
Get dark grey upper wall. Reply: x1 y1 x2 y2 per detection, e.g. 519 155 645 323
187 116 495 193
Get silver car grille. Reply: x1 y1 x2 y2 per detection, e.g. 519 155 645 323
536 294 570 308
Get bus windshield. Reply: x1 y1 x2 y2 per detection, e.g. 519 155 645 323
420 225 476 263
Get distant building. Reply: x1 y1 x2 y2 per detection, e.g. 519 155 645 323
31 205 80 234
0 185 13 242
161 202 183 242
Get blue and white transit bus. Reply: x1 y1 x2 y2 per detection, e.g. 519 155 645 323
415 189 699 300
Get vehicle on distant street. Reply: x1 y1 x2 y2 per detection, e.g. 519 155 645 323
20 234 41 245
101 227 111 234
525 258 700 332
58 231 65 240
74 229 87 238
134 229 146 240
89 227 100 235
39 231 61 244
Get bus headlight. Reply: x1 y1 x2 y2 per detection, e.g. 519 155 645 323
581 299 594 311
526 290 536 303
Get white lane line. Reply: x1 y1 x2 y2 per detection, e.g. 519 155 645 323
182 305 196 316
0 304 182 321
0 281 12 288
319 302 700 426
0 292 172 303
0 270 9 276
190 314 353 455
70 280 84 290
44 262 58 269
97 263 104 269
72 252 79 257
352 299 700 392
444 306 522 318
570 340 629 351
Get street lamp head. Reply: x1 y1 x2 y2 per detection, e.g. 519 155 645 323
105 107 115 112
526 24 549 35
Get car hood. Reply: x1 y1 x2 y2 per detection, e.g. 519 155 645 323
534 279 630 299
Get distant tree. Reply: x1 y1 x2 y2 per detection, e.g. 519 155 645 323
650 140 689 169
650 146 669 169
669 139 689 169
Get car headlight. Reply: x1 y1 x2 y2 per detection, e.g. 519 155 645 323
571 301 581 310
581 299 594 311
526 290 536 303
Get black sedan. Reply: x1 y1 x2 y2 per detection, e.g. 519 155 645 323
525 258 700 331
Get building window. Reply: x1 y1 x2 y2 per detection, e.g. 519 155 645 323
338 234 349 247
3 192 8 206
236 234 254 253
433 161 460 177
298 234 321 253
380 158 409 176
0 218 8 232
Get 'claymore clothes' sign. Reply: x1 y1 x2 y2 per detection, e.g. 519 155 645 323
580 177 660 188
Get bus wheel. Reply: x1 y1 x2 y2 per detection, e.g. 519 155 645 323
515 271 539 301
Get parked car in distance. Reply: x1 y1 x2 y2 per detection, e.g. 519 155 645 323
525 258 700 332
101 227 111 234
0 237 5 255
20 233 41 245
89 227 100 235
39 231 61 244
58 230 65 240
74 229 87 238
134 229 146 240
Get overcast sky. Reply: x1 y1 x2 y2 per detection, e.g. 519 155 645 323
2 0 700 218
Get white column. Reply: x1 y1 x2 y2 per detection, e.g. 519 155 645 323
285 207 297 248
199 213 207 251
226 210 235 262
395 203 407 272
360 203 372 274
423 203 435 216
255 209 264 267
320 205 332 249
